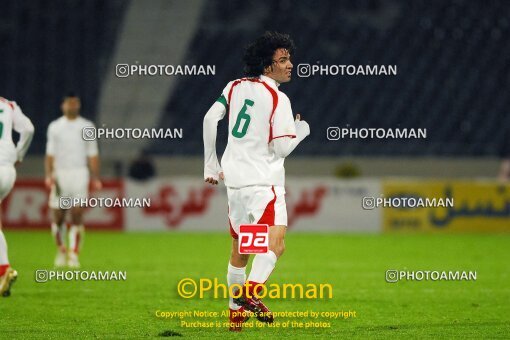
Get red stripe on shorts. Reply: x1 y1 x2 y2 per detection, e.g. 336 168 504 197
257 186 277 226
229 217 238 239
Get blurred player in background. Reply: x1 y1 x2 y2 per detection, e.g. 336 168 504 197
203 32 310 330
0 97 34 297
45 94 101 268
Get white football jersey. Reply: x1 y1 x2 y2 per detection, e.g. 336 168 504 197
0 98 34 166
46 116 98 170
219 75 297 187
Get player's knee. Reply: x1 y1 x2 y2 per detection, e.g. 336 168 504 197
277 243 285 257
239 253 250 266
231 252 249 267
270 241 285 258
71 217 82 225
53 211 64 225
232 250 249 261
55 215 65 226
70 210 83 225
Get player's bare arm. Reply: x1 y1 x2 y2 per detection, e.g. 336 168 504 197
88 155 102 190
44 155 55 189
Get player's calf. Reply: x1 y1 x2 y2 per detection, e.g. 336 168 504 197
67 224 84 268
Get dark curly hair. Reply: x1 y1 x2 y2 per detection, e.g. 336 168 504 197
243 31 295 77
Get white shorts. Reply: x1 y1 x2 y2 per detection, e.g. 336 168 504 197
227 185 287 239
0 165 16 201
49 168 89 209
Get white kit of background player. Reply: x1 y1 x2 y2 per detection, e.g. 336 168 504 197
45 95 101 268
0 97 34 297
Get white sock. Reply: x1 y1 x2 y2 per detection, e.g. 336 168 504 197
227 263 246 310
51 223 66 252
69 225 84 254
0 230 9 265
247 251 277 285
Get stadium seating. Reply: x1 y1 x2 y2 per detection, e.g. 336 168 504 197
0 0 128 153
151 0 509 156
1 0 507 156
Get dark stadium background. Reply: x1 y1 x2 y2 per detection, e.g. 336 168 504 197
1 1 509 338
1 0 508 160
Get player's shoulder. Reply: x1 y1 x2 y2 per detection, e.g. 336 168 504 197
224 78 247 90
257 76 286 99
229 77 250 84
271 89 290 111
276 90 290 102
226 77 263 89
48 116 66 129
222 79 235 92
0 97 16 110
221 78 251 98
77 116 94 126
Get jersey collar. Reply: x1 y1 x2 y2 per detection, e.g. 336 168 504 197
259 75 280 89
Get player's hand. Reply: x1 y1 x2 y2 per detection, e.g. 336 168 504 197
294 114 310 139
91 178 103 191
205 177 218 185
45 176 54 189
205 172 224 185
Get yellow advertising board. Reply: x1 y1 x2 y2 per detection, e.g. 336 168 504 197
382 180 510 232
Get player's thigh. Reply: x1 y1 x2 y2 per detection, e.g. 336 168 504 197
244 185 288 227
52 207 66 223
70 205 85 219
227 187 249 239
60 168 89 199
50 169 89 210
48 172 70 209
0 165 16 201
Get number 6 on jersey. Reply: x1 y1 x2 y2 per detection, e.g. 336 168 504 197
232 99 254 138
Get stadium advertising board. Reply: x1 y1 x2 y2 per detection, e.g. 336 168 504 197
383 180 510 232
125 178 381 232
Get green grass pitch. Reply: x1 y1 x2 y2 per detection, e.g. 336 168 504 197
2 231 509 339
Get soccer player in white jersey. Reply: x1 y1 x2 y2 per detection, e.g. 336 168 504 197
0 97 34 297
203 32 310 330
45 94 101 268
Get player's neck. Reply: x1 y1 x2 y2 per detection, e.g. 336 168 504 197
64 113 79 121
260 74 280 87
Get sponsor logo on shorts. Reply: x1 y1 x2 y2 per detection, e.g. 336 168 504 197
238 224 269 254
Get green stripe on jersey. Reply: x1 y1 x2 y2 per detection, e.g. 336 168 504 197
216 94 228 109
